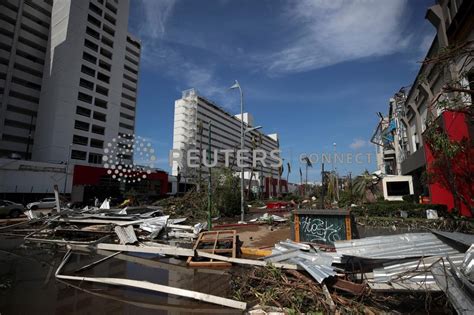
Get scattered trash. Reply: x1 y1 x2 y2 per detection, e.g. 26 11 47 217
426 209 439 219
1 197 472 314
249 213 287 223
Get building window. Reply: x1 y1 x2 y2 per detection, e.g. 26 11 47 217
104 13 116 25
126 46 140 58
99 60 111 71
88 153 103 164
16 49 45 65
14 63 43 78
6 105 37 117
120 112 134 120
94 98 107 109
79 78 94 90
127 36 141 49
84 38 99 52
74 120 90 131
71 150 87 160
93 111 106 122
105 1 117 14
87 14 101 28
81 65 96 77
76 106 91 117
122 92 135 102
90 138 104 148
86 26 100 40
82 51 97 64
89 2 103 16
97 72 110 83
101 35 113 48
11 76 41 91
2 134 31 144
121 102 135 112
119 122 134 130
73 135 88 146
20 23 48 40
124 64 138 75
125 55 139 66
123 73 137 84
4 119 34 130
96 85 108 96
17 36 46 53
100 48 113 59
122 83 136 93
9 90 40 103
92 125 105 135
103 24 115 37
77 92 93 104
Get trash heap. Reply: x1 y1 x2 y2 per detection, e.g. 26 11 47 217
0 204 473 313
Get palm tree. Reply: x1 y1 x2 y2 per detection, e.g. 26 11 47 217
352 170 381 203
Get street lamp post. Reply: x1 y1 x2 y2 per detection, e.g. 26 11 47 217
230 80 245 222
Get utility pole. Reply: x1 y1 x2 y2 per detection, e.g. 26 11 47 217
320 163 325 209
207 121 212 230
348 171 353 205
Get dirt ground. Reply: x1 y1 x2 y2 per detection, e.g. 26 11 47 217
233 223 291 248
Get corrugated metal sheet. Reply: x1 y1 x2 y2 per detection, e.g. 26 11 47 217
430 230 474 247
373 254 464 284
432 255 474 314
114 225 138 244
334 233 461 260
461 245 474 281
266 240 336 283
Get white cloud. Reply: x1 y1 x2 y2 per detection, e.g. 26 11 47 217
263 0 410 74
132 0 238 110
350 138 368 150
134 0 176 40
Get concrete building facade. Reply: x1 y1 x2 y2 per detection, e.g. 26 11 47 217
0 0 53 160
372 0 473 212
171 89 281 182
0 0 140 196
0 0 140 168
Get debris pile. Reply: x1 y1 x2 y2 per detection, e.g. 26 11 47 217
0 202 472 313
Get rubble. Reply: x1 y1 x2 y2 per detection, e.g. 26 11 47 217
0 204 472 314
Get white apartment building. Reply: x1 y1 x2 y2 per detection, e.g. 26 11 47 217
0 0 140 167
172 89 280 181
0 0 53 160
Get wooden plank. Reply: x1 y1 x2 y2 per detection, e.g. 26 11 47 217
240 247 272 257
294 213 300 242
55 250 246 310
187 230 237 268
187 261 232 268
345 215 352 240
195 251 298 270
97 243 195 257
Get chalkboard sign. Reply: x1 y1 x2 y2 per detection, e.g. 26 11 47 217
293 209 351 246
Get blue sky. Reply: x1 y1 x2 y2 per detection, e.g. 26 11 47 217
128 0 435 183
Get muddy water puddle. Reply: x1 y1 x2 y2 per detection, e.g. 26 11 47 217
0 237 241 314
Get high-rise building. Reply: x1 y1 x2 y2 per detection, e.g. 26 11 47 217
0 0 53 160
171 89 280 181
0 0 140 167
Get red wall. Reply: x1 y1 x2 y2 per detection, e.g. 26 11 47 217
425 111 473 217
73 165 169 196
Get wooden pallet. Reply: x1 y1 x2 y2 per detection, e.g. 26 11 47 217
187 230 237 268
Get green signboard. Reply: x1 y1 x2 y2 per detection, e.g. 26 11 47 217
293 210 351 246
